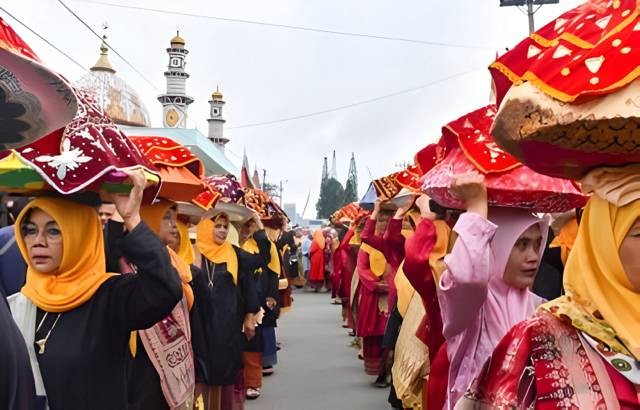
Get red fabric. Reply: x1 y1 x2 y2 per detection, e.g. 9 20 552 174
332 229 355 298
355 249 388 338
381 218 405 310
490 0 640 105
363 336 384 376
422 105 588 213
604 358 640 409
427 343 449 410
403 219 444 360
309 239 325 282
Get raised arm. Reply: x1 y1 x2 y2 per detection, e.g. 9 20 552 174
438 173 495 339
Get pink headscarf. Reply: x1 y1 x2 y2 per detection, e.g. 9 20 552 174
484 207 549 346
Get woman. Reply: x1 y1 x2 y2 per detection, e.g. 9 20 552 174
239 216 280 399
438 173 547 408
126 200 195 410
308 229 328 292
460 166 640 408
7 172 183 409
190 212 261 410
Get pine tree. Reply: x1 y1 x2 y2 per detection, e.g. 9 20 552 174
316 178 345 219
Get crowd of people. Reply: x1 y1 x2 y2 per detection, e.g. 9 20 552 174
4 0 640 409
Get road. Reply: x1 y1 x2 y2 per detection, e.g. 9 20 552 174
246 289 390 410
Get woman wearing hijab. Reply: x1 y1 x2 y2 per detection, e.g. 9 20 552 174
438 173 548 408
239 216 280 400
7 172 183 410
191 212 261 410
309 229 328 292
126 200 195 410
460 166 640 408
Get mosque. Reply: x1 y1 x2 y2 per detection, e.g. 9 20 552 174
74 31 238 176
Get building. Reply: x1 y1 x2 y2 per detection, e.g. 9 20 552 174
75 31 238 176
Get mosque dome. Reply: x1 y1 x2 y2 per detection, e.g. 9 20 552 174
74 37 152 127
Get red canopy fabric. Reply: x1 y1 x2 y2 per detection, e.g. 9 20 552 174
422 105 588 212
490 0 640 105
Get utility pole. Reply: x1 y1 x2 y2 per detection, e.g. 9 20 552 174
499 0 558 35
279 180 283 206
262 169 267 189
527 0 535 34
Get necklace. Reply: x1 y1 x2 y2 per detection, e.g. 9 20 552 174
35 312 62 355
207 262 216 288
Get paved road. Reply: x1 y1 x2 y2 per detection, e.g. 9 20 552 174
246 289 390 410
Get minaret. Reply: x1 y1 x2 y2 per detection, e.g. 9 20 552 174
207 85 228 146
345 152 359 201
321 157 329 183
329 150 338 180
158 31 194 128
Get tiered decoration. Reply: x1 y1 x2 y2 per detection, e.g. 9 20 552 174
490 0 640 179
330 202 369 225
0 90 160 198
422 105 588 212
130 135 214 207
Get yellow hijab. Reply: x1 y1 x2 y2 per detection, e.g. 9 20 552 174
176 220 195 265
140 201 194 310
542 196 640 359
16 197 114 312
360 243 388 277
196 215 238 285
242 235 281 274
549 217 578 266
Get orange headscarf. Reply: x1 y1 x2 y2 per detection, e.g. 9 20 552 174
550 217 578 265
196 213 238 285
140 200 194 309
312 229 325 249
176 220 195 265
16 197 114 312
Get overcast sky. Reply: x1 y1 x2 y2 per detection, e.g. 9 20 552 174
3 0 583 218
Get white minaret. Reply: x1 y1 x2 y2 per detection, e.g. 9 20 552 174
207 85 228 146
158 31 193 128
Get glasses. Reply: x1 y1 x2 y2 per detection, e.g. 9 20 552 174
21 224 62 243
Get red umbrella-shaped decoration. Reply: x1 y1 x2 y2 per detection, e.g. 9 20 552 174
0 18 78 149
422 105 588 213
489 0 640 179
330 202 369 225
129 135 213 206
7 89 160 198
195 174 249 220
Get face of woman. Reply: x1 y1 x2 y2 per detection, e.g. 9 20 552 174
502 224 543 289
213 219 229 245
21 208 64 274
619 218 640 292
240 220 257 240
158 208 179 247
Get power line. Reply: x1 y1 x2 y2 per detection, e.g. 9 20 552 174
56 0 162 92
70 0 493 50
0 6 88 72
228 68 484 130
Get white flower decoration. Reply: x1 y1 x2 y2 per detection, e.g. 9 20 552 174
35 139 92 180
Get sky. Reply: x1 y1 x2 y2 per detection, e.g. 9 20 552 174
2 0 584 218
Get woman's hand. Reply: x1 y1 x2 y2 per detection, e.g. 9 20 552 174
109 169 146 232
371 198 382 219
252 211 264 230
449 172 488 219
394 196 415 219
266 297 277 310
243 313 256 340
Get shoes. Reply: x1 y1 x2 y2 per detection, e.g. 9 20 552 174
348 330 356 337
358 353 364 360
374 374 390 388
331 298 342 305
246 388 261 400
262 366 274 376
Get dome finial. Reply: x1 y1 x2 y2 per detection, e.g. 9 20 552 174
212 84 223 100
90 23 115 73
170 29 186 46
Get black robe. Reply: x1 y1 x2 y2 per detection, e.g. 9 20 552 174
0 295 37 410
33 222 182 410
190 246 260 386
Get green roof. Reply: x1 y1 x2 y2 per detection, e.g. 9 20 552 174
120 126 239 176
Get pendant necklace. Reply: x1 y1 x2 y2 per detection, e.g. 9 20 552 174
35 312 62 355
207 262 215 288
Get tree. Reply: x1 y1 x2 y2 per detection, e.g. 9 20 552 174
343 178 358 204
316 177 345 219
